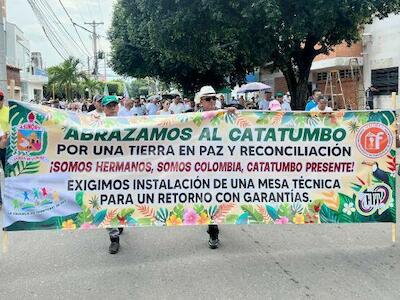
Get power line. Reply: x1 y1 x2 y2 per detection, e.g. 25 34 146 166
27 0 70 59
58 0 92 56
36 0 89 58
30 0 74 57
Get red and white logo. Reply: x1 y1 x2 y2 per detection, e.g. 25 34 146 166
356 122 393 158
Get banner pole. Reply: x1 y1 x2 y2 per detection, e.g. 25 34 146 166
2 231 8 254
392 92 397 243
392 224 396 243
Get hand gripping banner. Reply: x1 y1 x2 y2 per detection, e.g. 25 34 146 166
2 101 397 231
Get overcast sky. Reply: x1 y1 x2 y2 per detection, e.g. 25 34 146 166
7 0 116 75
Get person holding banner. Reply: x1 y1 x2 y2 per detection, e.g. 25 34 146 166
0 90 9 209
196 86 237 249
101 95 125 254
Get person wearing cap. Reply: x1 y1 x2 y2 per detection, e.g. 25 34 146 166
276 92 291 111
310 96 333 112
88 95 105 117
100 95 124 254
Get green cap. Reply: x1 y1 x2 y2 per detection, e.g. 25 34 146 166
101 95 119 106
275 92 284 97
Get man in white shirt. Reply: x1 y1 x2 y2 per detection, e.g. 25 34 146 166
131 98 146 116
88 95 105 117
310 96 333 112
169 96 185 114
258 94 270 110
146 98 160 115
118 99 134 116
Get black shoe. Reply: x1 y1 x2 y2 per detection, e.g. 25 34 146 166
208 234 219 249
109 238 120 254
118 227 124 235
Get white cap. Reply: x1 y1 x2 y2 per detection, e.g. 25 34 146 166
195 86 217 104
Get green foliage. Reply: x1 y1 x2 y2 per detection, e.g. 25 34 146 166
319 204 339 223
110 0 400 106
240 205 264 223
75 192 84 208
266 205 279 220
156 208 170 223
76 206 93 226
172 204 185 219
194 204 205 214
207 205 218 218
7 161 40 177
92 209 108 225
277 203 291 218
225 214 239 224
48 57 87 100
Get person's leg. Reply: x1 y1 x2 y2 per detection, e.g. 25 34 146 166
207 224 219 249
108 227 120 254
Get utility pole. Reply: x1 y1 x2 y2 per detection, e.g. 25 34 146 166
84 20 103 80
0 0 8 99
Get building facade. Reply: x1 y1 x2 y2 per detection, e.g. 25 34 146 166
259 14 400 109
5 22 48 101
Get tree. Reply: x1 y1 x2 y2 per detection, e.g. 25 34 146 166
248 0 400 109
48 57 87 101
109 0 253 95
110 0 400 107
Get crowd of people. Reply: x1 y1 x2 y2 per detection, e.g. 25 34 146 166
40 87 336 117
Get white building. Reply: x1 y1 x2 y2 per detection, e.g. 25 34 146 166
362 14 400 109
6 22 48 101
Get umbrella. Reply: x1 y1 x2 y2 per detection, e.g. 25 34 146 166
237 82 271 93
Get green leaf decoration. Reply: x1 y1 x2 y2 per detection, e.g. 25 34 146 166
241 205 264 223
75 192 84 207
368 111 395 126
338 193 353 213
92 209 107 226
338 213 352 223
9 161 41 177
210 114 222 126
266 205 279 220
173 204 185 219
194 204 205 214
277 203 291 218
207 205 218 218
225 214 239 224
224 112 237 124
156 208 169 223
390 149 396 157
76 206 93 226
138 218 153 226
192 113 203 127
319 204 339 223
118 208 135 218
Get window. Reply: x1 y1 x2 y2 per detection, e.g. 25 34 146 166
317 72 327 81
371 67 399 95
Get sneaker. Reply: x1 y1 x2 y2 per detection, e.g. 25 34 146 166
109 238 120 254
208 235 219 249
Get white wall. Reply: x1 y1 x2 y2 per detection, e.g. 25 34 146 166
363 14 400 109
